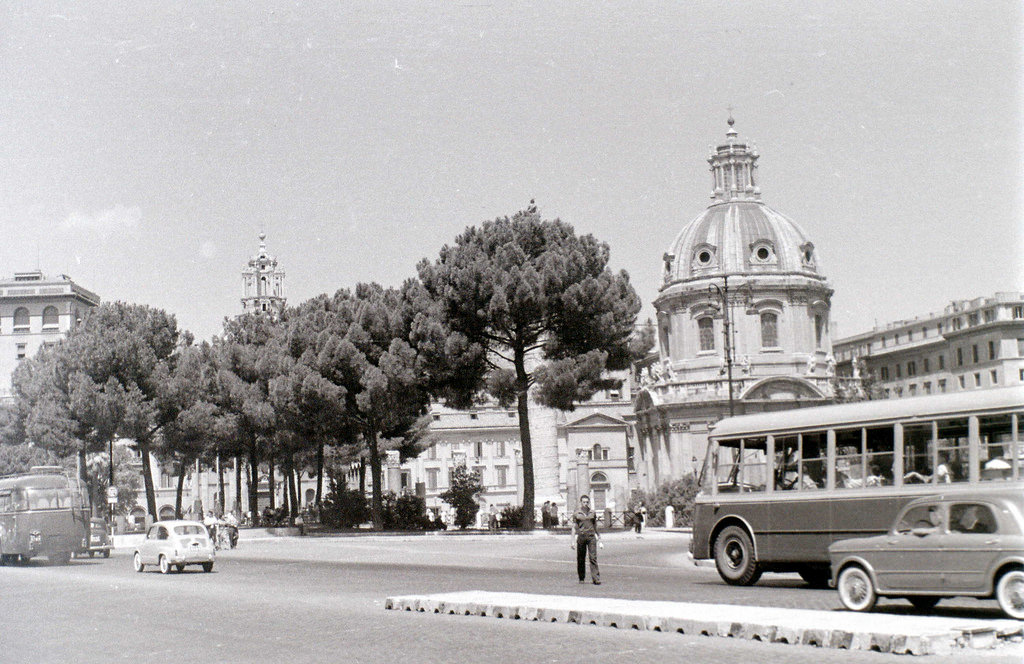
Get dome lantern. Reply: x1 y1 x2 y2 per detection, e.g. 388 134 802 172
708 116 760 202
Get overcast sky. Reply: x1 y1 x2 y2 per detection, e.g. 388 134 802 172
1 2 1020 342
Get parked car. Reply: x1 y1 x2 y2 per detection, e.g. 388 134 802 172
132 520 215 574
829 490 1024 618
83 517 111 558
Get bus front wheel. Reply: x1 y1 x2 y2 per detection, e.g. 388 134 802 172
714 525 761 586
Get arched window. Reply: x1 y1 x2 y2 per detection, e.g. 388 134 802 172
760 312 778 348
698 317 715 351
42 306 59 328
13 307 29 331
815 314 828 348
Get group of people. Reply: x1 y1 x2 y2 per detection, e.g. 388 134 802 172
203 511 239 549
540 501 560 528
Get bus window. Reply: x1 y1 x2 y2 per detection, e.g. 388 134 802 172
980 413 1016 481
714 439 741 492
740 438 767 492
903 423 934 483
936 418 969 483
835 428 862 489
774 436 799 490
800 432 826 490
0 490 10 512
864 426 895 486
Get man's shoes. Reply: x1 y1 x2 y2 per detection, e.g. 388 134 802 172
592 581 601 585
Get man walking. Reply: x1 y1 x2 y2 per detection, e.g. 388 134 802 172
571 494 602 585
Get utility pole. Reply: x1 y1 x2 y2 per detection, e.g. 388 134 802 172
708 275 752 418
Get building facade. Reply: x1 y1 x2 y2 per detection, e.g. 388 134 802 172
633 118 841 490
0 271 100 401
834 292 1024 398
241 233 286 318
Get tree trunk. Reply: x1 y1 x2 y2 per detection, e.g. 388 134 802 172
174 462 186 519
137 438 158 519
287 455 298 520
77 449 89 512
315 442 324 506
368 431 384 529
235 455 242 517
281 457 291 518
359 456 366 495
267 456 276 510
217 453 225 515
248 443 259 525
514 346 535 530
294 464 302 515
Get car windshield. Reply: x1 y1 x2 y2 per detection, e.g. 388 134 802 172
174 525 206 536
895 504 942 533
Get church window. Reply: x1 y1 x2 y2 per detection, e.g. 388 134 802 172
42 306 59 328
760 312 778 348
698 317 715 352
972 345 979 363
814 315 827 348
13 307 29 331
957 348 963 366
989 340 996 359
698 250 712 264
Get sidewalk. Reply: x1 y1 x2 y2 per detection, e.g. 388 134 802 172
385 590 1024 656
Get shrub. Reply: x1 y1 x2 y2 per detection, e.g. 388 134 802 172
320 478 369 528
439 465 484 529
382 493 431 530
499 504 527 530
636 474 700 527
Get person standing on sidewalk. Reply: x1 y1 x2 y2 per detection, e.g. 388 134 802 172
634 501 647 539
571 494 602 585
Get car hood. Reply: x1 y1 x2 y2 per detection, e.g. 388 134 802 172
828 534 891 554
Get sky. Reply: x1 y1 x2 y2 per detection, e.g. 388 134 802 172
1 2 1021 342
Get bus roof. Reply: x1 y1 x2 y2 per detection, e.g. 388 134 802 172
0 473 73 490
711 385 1024 439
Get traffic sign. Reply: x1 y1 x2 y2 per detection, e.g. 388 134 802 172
106 486 118 504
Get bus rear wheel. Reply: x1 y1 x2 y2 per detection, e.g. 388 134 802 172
714 525 761 586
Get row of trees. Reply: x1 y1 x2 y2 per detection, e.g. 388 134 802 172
0 206 648 529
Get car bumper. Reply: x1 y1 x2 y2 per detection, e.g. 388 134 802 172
169 550 215 564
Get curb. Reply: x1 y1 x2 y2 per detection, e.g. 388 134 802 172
384 591 1024 656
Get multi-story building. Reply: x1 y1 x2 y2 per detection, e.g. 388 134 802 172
0 271 100 401
834 292 1024 398
633 118 842 490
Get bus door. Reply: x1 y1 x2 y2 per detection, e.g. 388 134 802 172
768 433 830 562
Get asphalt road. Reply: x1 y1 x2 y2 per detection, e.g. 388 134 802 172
3 530 1021 663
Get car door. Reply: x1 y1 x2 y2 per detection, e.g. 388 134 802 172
872 502 947 592
942 502 1002 592
141 525 160 564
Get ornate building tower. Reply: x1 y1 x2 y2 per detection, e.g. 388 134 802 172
241 233 286 318
633 118 837 488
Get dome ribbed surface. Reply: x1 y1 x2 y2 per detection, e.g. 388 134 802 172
665 200 822 282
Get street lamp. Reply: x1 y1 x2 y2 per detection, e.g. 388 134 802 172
708 275 753 417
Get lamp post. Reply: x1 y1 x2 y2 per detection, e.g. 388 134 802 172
708 275 753 417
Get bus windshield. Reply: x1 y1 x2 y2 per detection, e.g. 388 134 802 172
25 487 78 510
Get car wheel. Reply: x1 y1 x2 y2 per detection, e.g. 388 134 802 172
837 565 877 612
996 569 1024 619
714 525 761 586
103 550 110 559
159 555 171 575
202 561 214 573
908 596 940 611
133 552 144 573
175 564 185 572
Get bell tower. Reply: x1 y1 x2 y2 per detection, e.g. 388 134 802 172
241 233 286 318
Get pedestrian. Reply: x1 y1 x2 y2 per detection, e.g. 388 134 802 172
571 494 602 585
634 501 646 538
548 501 559 528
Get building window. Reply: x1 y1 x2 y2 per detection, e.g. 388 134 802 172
938 379 947 392
972 345 979 363
907 361 916 377
426 468 439 490
923 382 931 394
989 340 997 360
984 309 996 323
974 372 981 387
908 384 917 396
958 375 966 389
923 358 930 372
698 317 715 352
957 348 963 366
991 369 998 384
42 306 59 329
880 366 889 380
474 441 483 458
937 322 943 334
428 445 437 460
760 312 778 348
907 329 913 342
469 413 478 420
953 318 962 331
968 313 979 326
895 364 902 379
627 446 635 471
1014 306 1024 319
16 343 27 360
938 355 945 370
496 441 506 458
495 466 507 487
13 307 29 331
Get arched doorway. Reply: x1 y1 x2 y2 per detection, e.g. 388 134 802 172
158 505 176 521
590 472 610 511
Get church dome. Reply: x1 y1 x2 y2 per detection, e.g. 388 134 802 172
660 119 824 287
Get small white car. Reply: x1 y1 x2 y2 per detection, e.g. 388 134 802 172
133 520 215 574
